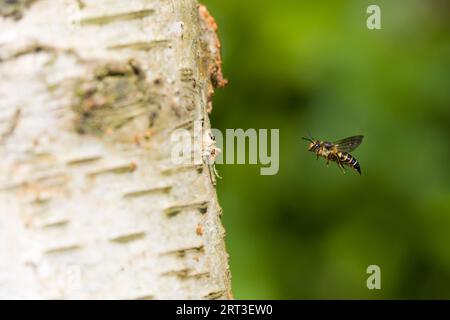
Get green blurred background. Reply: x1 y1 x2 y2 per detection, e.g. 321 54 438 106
201 0 450 299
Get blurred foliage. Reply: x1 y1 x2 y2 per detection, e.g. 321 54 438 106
201 0 450 299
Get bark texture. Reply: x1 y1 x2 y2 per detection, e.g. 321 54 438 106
0 0 231 299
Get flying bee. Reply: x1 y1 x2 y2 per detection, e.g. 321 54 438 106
302 135 364 175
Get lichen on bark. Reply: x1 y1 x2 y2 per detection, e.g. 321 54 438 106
71 60 159 136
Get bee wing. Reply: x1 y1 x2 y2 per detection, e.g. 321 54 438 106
334 135 364 152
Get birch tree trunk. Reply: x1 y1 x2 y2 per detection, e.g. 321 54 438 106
0 0 231 299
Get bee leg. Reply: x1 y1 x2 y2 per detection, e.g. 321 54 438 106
326 154 333 167
336 160 346 174
212 164 222 179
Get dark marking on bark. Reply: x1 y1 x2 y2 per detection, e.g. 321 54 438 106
76 0 85 9
66 156 102 166
110 232 146 244
160 245 204 258
134 294 154 300
80 9 154 26
148 111 158 127
42 220 69 229
164 201 209 217
45 245 81 255
87 162 136 178
180 67 194 82
123 186 171 198
173 119 195 130
30 196 50 205
0 174 67 192
0 44 84 69
204 290 226 300
0 108 21 143
108 40 171 51
0 0 38 20
71 60 159 136
161 164 203 175
161 268 209 279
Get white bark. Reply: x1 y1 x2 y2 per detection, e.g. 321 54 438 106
0 0 231 299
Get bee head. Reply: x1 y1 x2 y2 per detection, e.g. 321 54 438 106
302 137 319 152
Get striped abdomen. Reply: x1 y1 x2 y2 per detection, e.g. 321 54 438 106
337 152 361 175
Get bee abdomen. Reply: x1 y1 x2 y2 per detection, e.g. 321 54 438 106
338 152 361 175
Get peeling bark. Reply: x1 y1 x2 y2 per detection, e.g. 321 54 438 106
0 0 231 299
